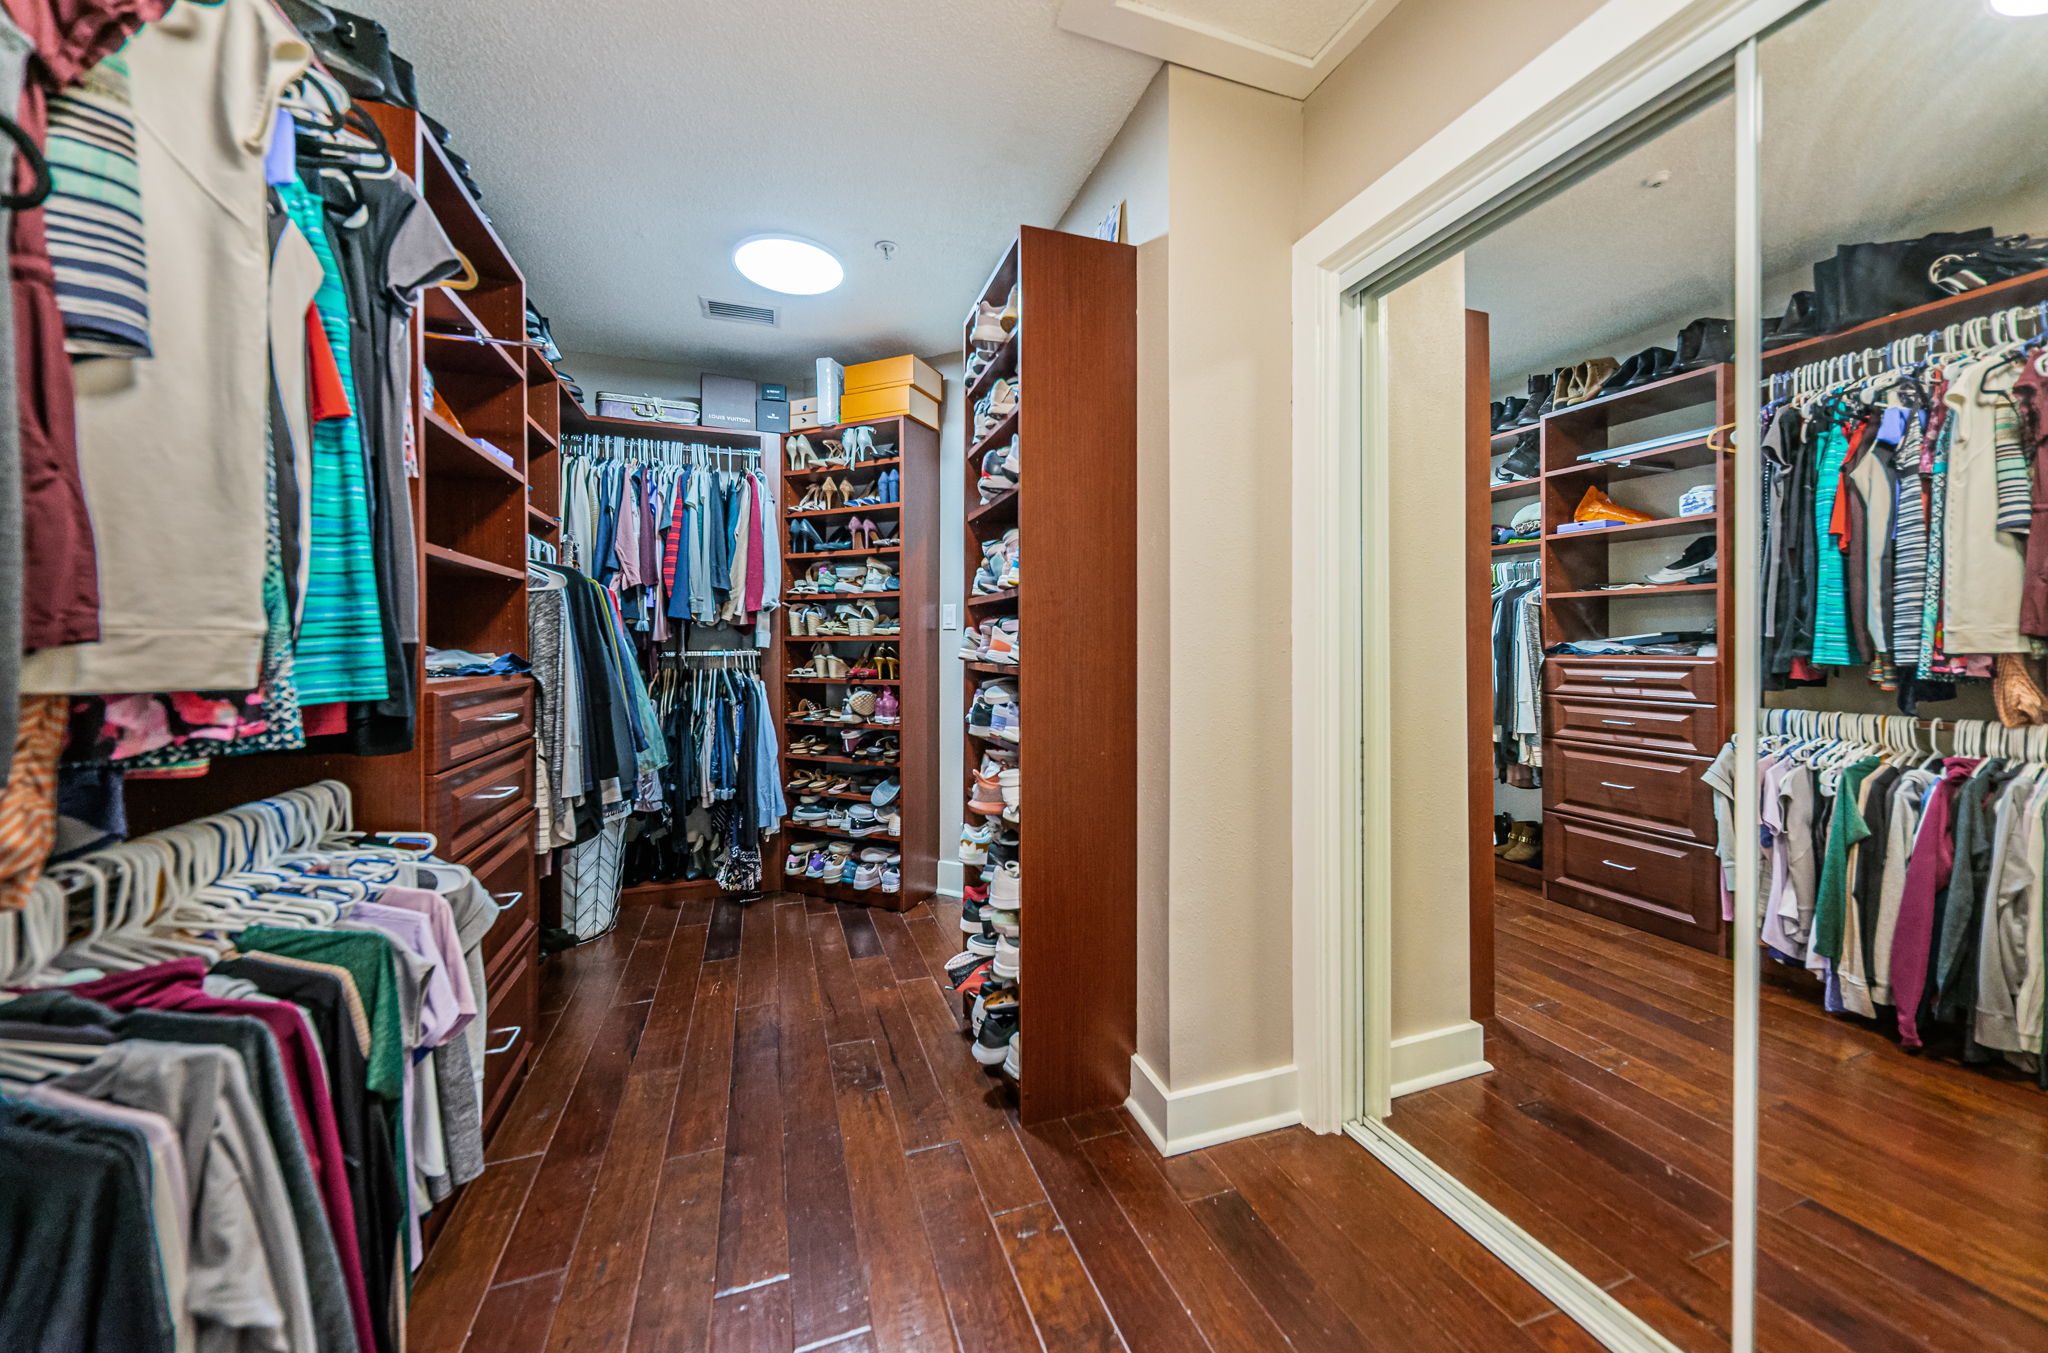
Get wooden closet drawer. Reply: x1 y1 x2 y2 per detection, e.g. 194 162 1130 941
1544 657 1717 704
1544 742 1715 844
465 811 538 976
429 740 535 860
479 944 537 1143
1545 813 1724 953
424 676 534 774
1548 696 1723 759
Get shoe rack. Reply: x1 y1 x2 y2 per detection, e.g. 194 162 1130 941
957 226 1137 1123
777 414 941 910
1472 333 1734 957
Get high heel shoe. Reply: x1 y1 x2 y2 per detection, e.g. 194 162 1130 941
874 646 899 680
818 477 841 510
838 475 857 506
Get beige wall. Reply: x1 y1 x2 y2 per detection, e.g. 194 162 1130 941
1154 67 1303 1089
1059 64 1169 244
1381 258 1476 1042
1299 0 1607 230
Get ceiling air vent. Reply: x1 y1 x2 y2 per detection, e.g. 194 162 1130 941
700 297 779 326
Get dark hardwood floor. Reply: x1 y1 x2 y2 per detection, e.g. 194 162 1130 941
1394 881 2048 1353
408 890 1593 1353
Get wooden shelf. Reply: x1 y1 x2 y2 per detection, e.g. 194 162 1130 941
526 412 559 450
1489 477 1539 498
424 330 525 383
1546 436 1718 483
786 719 902 733
788 787 895 804
526 504 559 531
965 588 1018 610
1491 540 1539 554
784 456 902 481
968 488 1019 526
963 661 1018 676
788 547 900 561
968 410 1019 461
424 286 493 337
784 677 900 687
424 409 525 485
965 334 1017 403
1543 362 1720 423
787 501 901 520
1544 515 1715 546
424 543 524 582
783 751 899 769
1548 581 1718 601
1491 424 1536 442
783 825 902 846
561 403 772 448
1763 264 2048 373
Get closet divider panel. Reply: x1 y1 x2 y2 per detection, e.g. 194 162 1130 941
1005 225 1138 1123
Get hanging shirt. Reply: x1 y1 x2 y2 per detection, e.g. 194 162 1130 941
1942 354 2031 653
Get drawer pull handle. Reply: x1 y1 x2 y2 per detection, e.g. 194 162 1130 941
475 711 521 723
1598 674 1635 681
474 785 521 801
1599 781 1636 791
1600 719 1635 726
493 890 524 912
1601 859 1639 872
484 1025 523 1056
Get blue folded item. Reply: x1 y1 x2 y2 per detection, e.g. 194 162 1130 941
426 647 532 677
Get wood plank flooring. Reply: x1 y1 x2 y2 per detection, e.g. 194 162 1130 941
1394 882 2048 1353
410 891 1573 1353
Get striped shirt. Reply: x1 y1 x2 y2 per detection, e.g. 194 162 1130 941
46 53 149 358
281 179 390 706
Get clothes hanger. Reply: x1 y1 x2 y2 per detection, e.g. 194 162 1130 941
0 109 52 211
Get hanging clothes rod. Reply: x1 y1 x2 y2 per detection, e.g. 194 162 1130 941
563 432 762 466
1761 707 2048 760
676 648 762 668
1772 299 2048 399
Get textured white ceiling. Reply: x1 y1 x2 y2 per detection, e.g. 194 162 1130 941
1470 0 2048 387
1143 0 1368 59
341 0 1159 384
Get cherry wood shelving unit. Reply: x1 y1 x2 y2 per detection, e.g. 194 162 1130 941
1471 323 1733 957
959 226 1137 1123
129 105 548 1146
776 414 941 912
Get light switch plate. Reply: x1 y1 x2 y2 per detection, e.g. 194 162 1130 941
941 603 958 630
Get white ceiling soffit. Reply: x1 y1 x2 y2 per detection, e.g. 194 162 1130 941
1057 0 1401 98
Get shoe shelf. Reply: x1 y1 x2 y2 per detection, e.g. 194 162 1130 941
784 455 904 480
1547 581 1718 601
784 751 898 769
953 225 1136 1124
1491 425 1533 443
789 787 894 804
967 488 1019 526
786 826 901 846
968 410 1019 460
775 411 939 911
1489 477 1540 498
1542 435 1718 484
1491 540 1538 555
785 676 901 687
1543 515 1715 545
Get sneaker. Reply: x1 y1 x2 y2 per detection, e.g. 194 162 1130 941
992 934 1020 980
784 840 814 871
853 860 883 890
990 860 1021 907
988 831 1020 868
972 984 1017 1035
959 899 989 933
945 949 991 988
969 769 1006 816
983 619 1019 666
999 768 1020 821
805 850 831 879
973 1005 1019 1065
987 908 1020 938
991 703 1020 743
1002 1031 1020 1080
971 300 1007 344
966 930 1000 959
881 861 900 892
958 821 996 864
963 882 990 905
1646 536 1717 584
959 624 987 660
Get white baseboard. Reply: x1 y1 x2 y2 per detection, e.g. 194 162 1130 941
1124 1055 1302 1156
936 859 963 897
1389 1020 1490 1098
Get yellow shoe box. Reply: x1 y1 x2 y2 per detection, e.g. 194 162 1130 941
841 381 940 430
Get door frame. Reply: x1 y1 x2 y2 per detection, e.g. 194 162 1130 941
1289 1 1801 1349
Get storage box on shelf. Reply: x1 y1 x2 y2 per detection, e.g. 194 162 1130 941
778 413 940 911
1537 361 1732 955
956 226 1136 1124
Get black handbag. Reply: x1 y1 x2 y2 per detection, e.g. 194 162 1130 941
1812 229 1993 334
1930 235 2048 295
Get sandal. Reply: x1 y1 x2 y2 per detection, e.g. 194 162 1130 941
863 557 898 591
847 650 879 679
874 647 899 680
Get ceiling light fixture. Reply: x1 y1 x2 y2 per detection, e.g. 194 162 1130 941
1990 0 2048 15
733 235 843 295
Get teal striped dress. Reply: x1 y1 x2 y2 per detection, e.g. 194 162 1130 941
280 180 389 705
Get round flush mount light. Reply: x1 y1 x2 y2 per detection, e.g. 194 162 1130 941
733 235 843 295
1990 0 2048 15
